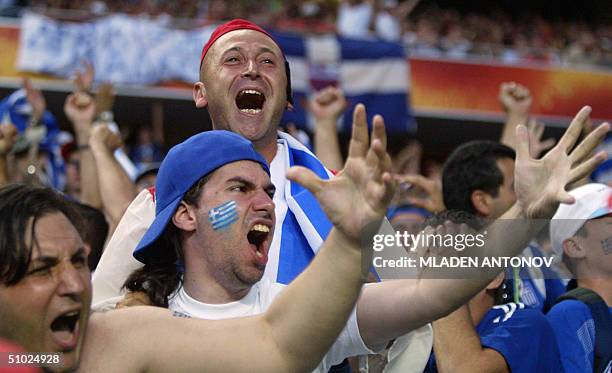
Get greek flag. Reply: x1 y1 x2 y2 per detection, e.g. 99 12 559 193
17 13 413 132
272 32 414 133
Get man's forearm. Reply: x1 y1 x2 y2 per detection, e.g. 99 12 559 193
91 147 136 227
500 111 528 149
433 306 508 373
264 228 369 372
358 204 544 347
76 125 102 208
314 123 343 171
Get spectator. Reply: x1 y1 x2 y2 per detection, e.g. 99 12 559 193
424 210 563 373
547 183 612 373
0 182 387 373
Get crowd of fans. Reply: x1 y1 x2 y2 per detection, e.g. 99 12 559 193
1 0 610 67
0 13 611 373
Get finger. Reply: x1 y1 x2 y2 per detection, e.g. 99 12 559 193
539 138 556 152
568 151 608 184
569 122 610 164
347 104 369 159
556 190 575 205
397 174 430 191
558 106 591 153
371 114 387 150
286 166 325 195
515 124 531 161
380 172 397 207
366 139 385 181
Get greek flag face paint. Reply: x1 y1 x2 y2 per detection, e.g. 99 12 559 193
208 200 238 230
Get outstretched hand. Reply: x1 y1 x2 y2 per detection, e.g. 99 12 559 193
287 104 396 243
514 106 609 218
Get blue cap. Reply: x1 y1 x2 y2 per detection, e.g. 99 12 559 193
387 204 431 221
133 130 270 264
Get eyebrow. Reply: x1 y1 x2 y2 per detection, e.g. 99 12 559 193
221 46 280 57
226 177 276 194
30 247 87 265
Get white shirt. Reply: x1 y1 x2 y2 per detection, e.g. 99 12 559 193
169 278 375 373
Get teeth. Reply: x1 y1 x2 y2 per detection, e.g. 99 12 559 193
65 311 79 317
250 224 270 233
240 108 262 114
255 251 263 258
240 89 262 96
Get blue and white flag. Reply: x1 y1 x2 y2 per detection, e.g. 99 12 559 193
17 13 413 132
273 32 414 133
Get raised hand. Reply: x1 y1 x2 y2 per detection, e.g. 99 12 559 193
89 124 122 155
74 60 94 93
499 81 532 117
514 106 609 218
287 104 395 243
0 123 18 156
526 118 556 158
23 78 46 121
308 86 348 127
395 173 445 213
64 92 96 142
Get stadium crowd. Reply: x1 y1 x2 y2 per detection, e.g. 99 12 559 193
1 0 610 67
0 8 611 373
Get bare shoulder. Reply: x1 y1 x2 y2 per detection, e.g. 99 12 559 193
79 307 173 372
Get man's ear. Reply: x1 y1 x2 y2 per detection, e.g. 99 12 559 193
193 82 208 108
471 190 492 216
563 237 586 260
172 201 197 232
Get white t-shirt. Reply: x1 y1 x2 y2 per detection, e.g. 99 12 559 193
169 278 375 373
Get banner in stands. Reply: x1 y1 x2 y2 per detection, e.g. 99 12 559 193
12 12 413 132
410 57 612 121
1 15 611 126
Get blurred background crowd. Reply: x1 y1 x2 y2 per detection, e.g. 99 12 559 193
1 0 611 67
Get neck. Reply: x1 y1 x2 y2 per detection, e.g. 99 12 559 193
577 278 612 306
253 135 278 164
183 268 250 304
182 243 251 304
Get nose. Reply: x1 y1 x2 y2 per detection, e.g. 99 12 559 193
241 59 260 80
252 190 275 218
57 262 86 298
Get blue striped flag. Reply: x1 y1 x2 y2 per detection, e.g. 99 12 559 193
272 32 414 133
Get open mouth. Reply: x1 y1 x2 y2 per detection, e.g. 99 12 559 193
247 224 270 259
236 89 265 114
50 310 80 350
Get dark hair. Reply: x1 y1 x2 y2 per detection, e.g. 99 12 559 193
442 141 515 214
123 175 210 307
423 210 508 304
422 209 487 231
69 202 109 272
0 184 79 286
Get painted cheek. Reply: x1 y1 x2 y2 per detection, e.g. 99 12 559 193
602 236 612 255
208 200 239 230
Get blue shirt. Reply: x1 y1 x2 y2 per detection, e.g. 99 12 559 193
425 303 563 372
547 299 612 373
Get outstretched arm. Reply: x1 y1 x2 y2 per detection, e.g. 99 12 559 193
83 103 397 373
357 106 609 348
